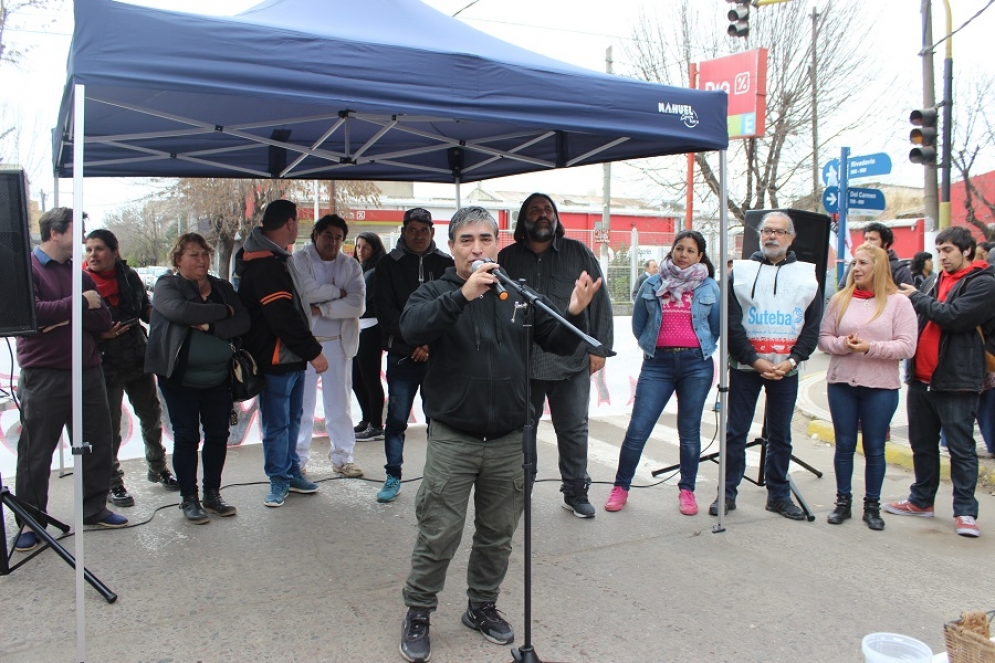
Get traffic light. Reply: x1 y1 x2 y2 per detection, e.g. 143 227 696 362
727 0 750 38
909 108 937 165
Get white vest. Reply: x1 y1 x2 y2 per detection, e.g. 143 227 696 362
732 258 818 369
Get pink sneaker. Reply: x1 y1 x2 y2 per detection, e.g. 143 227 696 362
955 516 980 538
679 489 698 516
883 500 934 517
604 486 628 512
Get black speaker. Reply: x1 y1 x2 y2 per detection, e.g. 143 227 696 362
0 169 37 336
742 208 831 305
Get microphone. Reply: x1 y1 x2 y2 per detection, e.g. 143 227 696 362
471 259 509 300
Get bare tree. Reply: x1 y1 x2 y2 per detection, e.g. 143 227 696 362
951 72 995 240
625 0 875 223
103 197 179 267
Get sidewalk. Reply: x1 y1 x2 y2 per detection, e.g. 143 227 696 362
795 366 995 487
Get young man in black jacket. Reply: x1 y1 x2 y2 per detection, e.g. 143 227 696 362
236 200 327 507
885 226 995 538
396 207 602 663
373 208 453 503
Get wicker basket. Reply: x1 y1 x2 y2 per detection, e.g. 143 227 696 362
944 611 995 663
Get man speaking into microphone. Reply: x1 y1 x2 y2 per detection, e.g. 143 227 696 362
395 206 603 663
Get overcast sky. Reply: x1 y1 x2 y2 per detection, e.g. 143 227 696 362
1 0 992 222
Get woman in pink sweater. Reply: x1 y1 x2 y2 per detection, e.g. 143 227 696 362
818 243 918 530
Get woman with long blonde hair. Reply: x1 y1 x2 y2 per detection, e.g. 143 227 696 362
818 243 918 530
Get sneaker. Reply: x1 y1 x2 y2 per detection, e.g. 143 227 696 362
708 497 737 516
765 499 806 520
377 476 402 503
147 469 180 491
14 529 38 552
107 485 135 507
604 486 628 512
356 425 385 441
399 608 431 663
678 489 698 516
264 481 290 507
562 493 596 518
955 515 980 537
84 511 129 528
462 600 514 645
288 473 319 494
353 421 369 433
883 499 934 518
333 462 365 478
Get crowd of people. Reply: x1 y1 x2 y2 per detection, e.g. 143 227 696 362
10 202 995 663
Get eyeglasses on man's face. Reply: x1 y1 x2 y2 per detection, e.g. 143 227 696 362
759 228 789 238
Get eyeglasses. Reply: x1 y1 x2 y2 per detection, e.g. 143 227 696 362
759 228 790 238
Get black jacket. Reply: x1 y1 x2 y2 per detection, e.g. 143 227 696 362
375 237 453 356
907 264 995 391
888 248 914 287
95 260 152 387
727 250 824 369
400 267 583 439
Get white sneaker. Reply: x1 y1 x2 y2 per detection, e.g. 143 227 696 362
333 462 364 478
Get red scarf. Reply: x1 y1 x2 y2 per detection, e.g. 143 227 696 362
852 289 874 299
86 265 120 307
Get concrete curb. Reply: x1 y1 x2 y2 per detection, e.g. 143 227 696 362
805 418 995 487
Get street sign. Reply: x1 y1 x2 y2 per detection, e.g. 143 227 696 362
847 152 892 179
822 152 892 184
822 186 887 214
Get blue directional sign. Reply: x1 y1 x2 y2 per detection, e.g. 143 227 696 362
822 186 887 214
822 153 892 185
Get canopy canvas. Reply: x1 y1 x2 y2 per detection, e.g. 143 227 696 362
54 0 728 182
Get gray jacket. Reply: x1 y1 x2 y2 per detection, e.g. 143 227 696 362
145 272 250 379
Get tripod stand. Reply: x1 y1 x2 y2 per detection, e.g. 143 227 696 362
651 408 822 522
1 474 117 602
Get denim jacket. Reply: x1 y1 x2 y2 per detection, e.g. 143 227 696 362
632 275 720 360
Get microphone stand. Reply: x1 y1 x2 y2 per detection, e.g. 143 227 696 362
499 273 613 663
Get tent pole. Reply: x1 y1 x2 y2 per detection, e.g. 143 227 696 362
52 171 67 478
454 178 461 210
72 82 89 661
713 149 729 535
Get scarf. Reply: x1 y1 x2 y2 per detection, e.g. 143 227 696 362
87 264 120 307
655 259 708 304
852 289 874 299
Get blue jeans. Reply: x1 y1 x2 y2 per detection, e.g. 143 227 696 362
530 368 593 494
979 389 995 454
724 369 798 501
160 381 233 496
614 350 714 492
906 381 979 518
258 370 306 484
384 353 428 479
826 383 898 501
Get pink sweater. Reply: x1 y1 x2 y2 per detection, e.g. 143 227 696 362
818 293 918 390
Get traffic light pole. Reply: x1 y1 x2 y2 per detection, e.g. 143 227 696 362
939 0 953 230
920 0 939 230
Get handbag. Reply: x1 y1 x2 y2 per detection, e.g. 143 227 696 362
230 340 266 402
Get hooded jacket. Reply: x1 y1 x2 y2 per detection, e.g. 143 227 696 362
727 250 823 371
235 227 322 373
400 267 583 439
906 263 995 391
374 235 453 356
887 248 914 287
291 243 365 357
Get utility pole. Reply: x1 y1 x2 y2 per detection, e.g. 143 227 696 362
810 9 820 205
920 0 940 230
939 0 953 230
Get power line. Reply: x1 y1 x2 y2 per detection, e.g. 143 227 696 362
921 0 995 54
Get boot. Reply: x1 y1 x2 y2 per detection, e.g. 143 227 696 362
826 494 852 525
180 493 210 524
203 489 238 517
863 498 885 531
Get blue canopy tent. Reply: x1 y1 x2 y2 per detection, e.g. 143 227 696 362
50 1 734 659
54 0 728 182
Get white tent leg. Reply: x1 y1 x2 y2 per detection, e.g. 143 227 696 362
52 173 68 479
454 177 461 210
72 82 88 662
714 149 730 534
